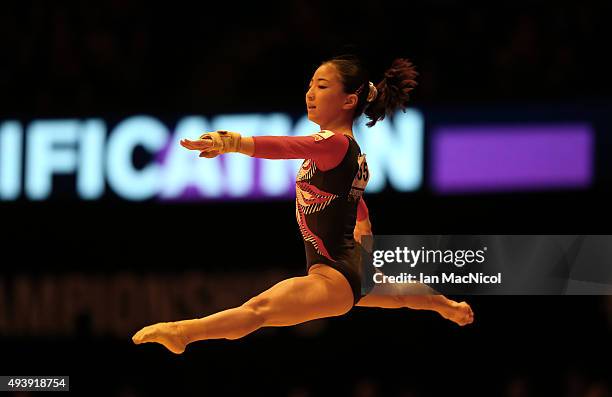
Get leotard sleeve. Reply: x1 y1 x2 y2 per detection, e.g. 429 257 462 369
252 131 349 171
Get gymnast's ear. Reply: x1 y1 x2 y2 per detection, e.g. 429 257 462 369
342 93 358 110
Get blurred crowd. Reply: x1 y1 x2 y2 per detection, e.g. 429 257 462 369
1 1 610 117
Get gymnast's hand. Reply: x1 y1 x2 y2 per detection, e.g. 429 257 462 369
180 130 242 158
180 135 221 158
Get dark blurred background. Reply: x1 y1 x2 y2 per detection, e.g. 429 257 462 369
1 1 611 396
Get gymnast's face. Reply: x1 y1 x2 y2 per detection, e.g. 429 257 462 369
306 63 357 127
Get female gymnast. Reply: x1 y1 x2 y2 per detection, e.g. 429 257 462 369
132 55 474 354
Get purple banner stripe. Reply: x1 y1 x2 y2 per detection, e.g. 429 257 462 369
432 124 593 194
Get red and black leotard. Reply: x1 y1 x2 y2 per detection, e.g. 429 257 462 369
252 130 370 304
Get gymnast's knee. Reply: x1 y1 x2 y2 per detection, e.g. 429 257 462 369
241 295 271 323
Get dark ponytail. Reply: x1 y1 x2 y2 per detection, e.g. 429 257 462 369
364 59 418 127
324 56 418 128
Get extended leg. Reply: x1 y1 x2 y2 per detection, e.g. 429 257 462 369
132 265 354 353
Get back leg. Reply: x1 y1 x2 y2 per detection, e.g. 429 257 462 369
356 282 474 326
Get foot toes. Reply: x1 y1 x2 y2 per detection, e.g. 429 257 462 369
132 331 144 344
131 323 186 354
132 327 155 344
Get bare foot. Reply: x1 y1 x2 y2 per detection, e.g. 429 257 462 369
132 322 188 354
439 301 474 326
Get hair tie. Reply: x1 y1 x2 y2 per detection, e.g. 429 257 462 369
366 81 378 103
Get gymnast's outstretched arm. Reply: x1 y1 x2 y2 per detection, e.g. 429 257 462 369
180 130 349 171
